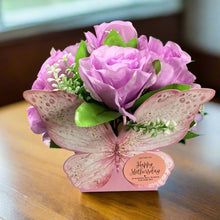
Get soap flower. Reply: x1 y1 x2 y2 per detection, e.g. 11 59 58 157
32 46 78 90
138 35 197 90
79 45 157 120
85 20 137 53
27 44 79 135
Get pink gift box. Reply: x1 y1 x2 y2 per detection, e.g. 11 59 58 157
23 20 215 192
64 151 174 192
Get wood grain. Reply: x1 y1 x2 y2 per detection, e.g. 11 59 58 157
0 101 220 220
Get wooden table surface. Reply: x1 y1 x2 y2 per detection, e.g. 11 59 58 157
0 101 220 220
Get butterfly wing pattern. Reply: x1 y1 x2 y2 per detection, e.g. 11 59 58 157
23 90 117 190
23 88 215 191
118 89 215 153
63 152 115 190
114 88 215 191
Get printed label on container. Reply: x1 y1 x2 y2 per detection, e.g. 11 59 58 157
123 152 166 185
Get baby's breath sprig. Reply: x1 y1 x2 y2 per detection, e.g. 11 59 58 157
47 54 92 102
58 53 74 75
126 119 177 137
198 105 208 117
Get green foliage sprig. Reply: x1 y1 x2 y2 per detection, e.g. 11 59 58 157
47 41 92 101
126 119 176 137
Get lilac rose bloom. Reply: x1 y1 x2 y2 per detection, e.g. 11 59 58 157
85 20 137 53
27 45 79 135
138 36 198 90
79 45 157 120
32 46 77 90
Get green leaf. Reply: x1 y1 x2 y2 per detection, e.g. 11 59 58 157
74 40 89 74
126 37 138 48
75 102 121 127
131 84 191 111
179 139 186 145
152 59 161 75
190 121 196 128
163 84 191 91
183 131 199 140
179 131 199 144
49 140 61 148
103 29 126 47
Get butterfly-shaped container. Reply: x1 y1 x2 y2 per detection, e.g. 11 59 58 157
23 88 215 192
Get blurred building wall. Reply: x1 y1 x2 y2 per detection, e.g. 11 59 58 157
182 0 220 96
184 0 220 55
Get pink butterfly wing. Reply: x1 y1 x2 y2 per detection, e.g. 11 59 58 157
145 150 174 189
63 152 115 190
113 88 214 190
23 90 116 153
24 90 117 190
118 88 215 152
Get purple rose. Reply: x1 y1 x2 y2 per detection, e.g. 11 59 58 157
32 45 78 90
138 36 197 90
27 44 79 135
27 106 47 134
79 45 156 120
85 20 137 53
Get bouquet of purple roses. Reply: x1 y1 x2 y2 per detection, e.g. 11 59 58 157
23 21 215 191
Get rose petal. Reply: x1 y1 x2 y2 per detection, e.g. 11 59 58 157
164 41 191 63
94 20 137 46
64 43 80 56
27 106 46 134
137 35 148 50
79 58 103 102
32 78 46 90
85 31 98 53
148 37 164 55
119 69 156 108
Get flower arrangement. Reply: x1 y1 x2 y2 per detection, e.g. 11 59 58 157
23 21 215 192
